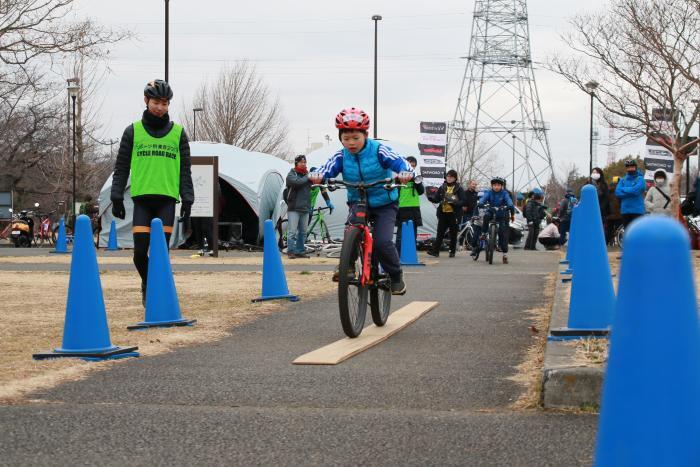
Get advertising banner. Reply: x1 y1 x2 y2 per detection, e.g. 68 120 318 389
644 137 674 180
418 122 447 189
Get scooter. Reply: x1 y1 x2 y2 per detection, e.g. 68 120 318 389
10 209 34 248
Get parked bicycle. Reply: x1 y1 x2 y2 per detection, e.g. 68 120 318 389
277 206 342 257
313 177 405 338
33 211 55 246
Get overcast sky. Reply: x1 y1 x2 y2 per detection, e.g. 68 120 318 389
73 0 647 178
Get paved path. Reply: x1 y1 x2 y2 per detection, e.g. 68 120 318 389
0 250 597 465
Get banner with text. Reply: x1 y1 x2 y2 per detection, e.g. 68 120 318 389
643 137 674 180
418 122 447 188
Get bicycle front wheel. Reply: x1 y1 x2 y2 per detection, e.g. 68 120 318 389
338 227 368 338
370 276 391 327
487 224 497 265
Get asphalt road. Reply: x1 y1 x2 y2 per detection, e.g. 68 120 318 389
0 249 597 465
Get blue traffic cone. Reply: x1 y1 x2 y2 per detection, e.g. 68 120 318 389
50 217 70 254
400 220 425 266
595 216 700 465
550 185 613 339
106 219 120 251
561 204 579 276
128 218 196 329
253 219 299 302
33 215 139 361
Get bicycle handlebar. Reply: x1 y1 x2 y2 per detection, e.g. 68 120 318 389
312 177 407 191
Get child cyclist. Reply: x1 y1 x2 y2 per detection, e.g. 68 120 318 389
309 107 413 295
475 176 515 264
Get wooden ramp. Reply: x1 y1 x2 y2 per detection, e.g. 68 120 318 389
293 301 439 365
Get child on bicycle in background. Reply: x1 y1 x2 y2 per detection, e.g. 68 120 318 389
309 107 413 295
476 177 515 264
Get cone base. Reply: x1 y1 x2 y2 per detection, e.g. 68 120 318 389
106 247 121 251
252 294 300 303
400 262 425 266
548 328 609 341
561 269 573 275
127 318 197 330
49 250 70 254
33 346 139 361
559 260 569 264
562 277 572 283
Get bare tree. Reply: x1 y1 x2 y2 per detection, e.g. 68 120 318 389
550 0 700 215
447 137 500 188
181 62 290 157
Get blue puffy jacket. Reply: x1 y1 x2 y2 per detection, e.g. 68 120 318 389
478 189 515 218
315 138 410 208
615 171 646 214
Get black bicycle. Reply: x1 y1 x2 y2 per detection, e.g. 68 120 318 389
313 178 404 338
473 205 510 265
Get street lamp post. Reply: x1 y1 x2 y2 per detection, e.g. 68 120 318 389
511 133 516 191
372 14 382 140
192 107 203 141
585 80 599 176
164 0 170 82
67 79 80 227
690 99 700 197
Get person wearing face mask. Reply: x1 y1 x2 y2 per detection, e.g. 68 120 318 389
589 167 610 230
614 159 647 231
427 169 465 258
644 170 672 216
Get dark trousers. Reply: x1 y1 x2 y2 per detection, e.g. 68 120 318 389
525 223 540 250
538 237 559 249
559 219 571 246
621 213 643 229
132 197 176 286
193 217 214 250
482 214 510 253
348 203 402 280
432 211 458 255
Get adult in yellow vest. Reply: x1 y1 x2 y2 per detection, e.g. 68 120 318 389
110 79 194 306
394 156 424 253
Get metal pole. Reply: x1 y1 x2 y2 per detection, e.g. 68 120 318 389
589 91 594 175
372 15 381 139
512 134 516 190
193 109 197 141
165 0 169 82
71 95 77 227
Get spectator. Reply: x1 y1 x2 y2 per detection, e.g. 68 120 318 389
524 188 546 250
285 155 312 259
589 167 610 230
606 176 622 245
645 170 672 216
427 169 465 258
538 217 561 250
615 159 646 232
395 156 425 253
558 189 577 245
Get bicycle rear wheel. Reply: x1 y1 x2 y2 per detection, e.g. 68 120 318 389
487 224 497 265
338 227 368 338
370 275 391 327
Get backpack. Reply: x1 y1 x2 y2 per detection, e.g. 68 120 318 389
681 192 695 216
283 186 296 205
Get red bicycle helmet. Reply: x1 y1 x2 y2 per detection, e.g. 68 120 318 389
335 107 370 130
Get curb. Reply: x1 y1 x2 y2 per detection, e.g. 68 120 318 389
541 270 604 409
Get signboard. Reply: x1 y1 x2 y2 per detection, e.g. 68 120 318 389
191 165 215 217
643 137 674 180
418 121 447 188
190 157 219 257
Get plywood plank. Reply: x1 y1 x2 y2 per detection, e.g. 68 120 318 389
293 301 439 365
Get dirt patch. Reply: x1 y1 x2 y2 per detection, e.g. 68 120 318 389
508 273 555 410
0 270 333 403
570 338 609 366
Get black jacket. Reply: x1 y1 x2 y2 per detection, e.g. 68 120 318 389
463 188 479 217
428 182 466 216
524 199 546 223
110 111 194 205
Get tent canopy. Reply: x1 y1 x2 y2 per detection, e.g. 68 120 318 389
98 141 291 248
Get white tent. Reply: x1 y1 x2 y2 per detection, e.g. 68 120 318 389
98 141 291 248
306 139 438 241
